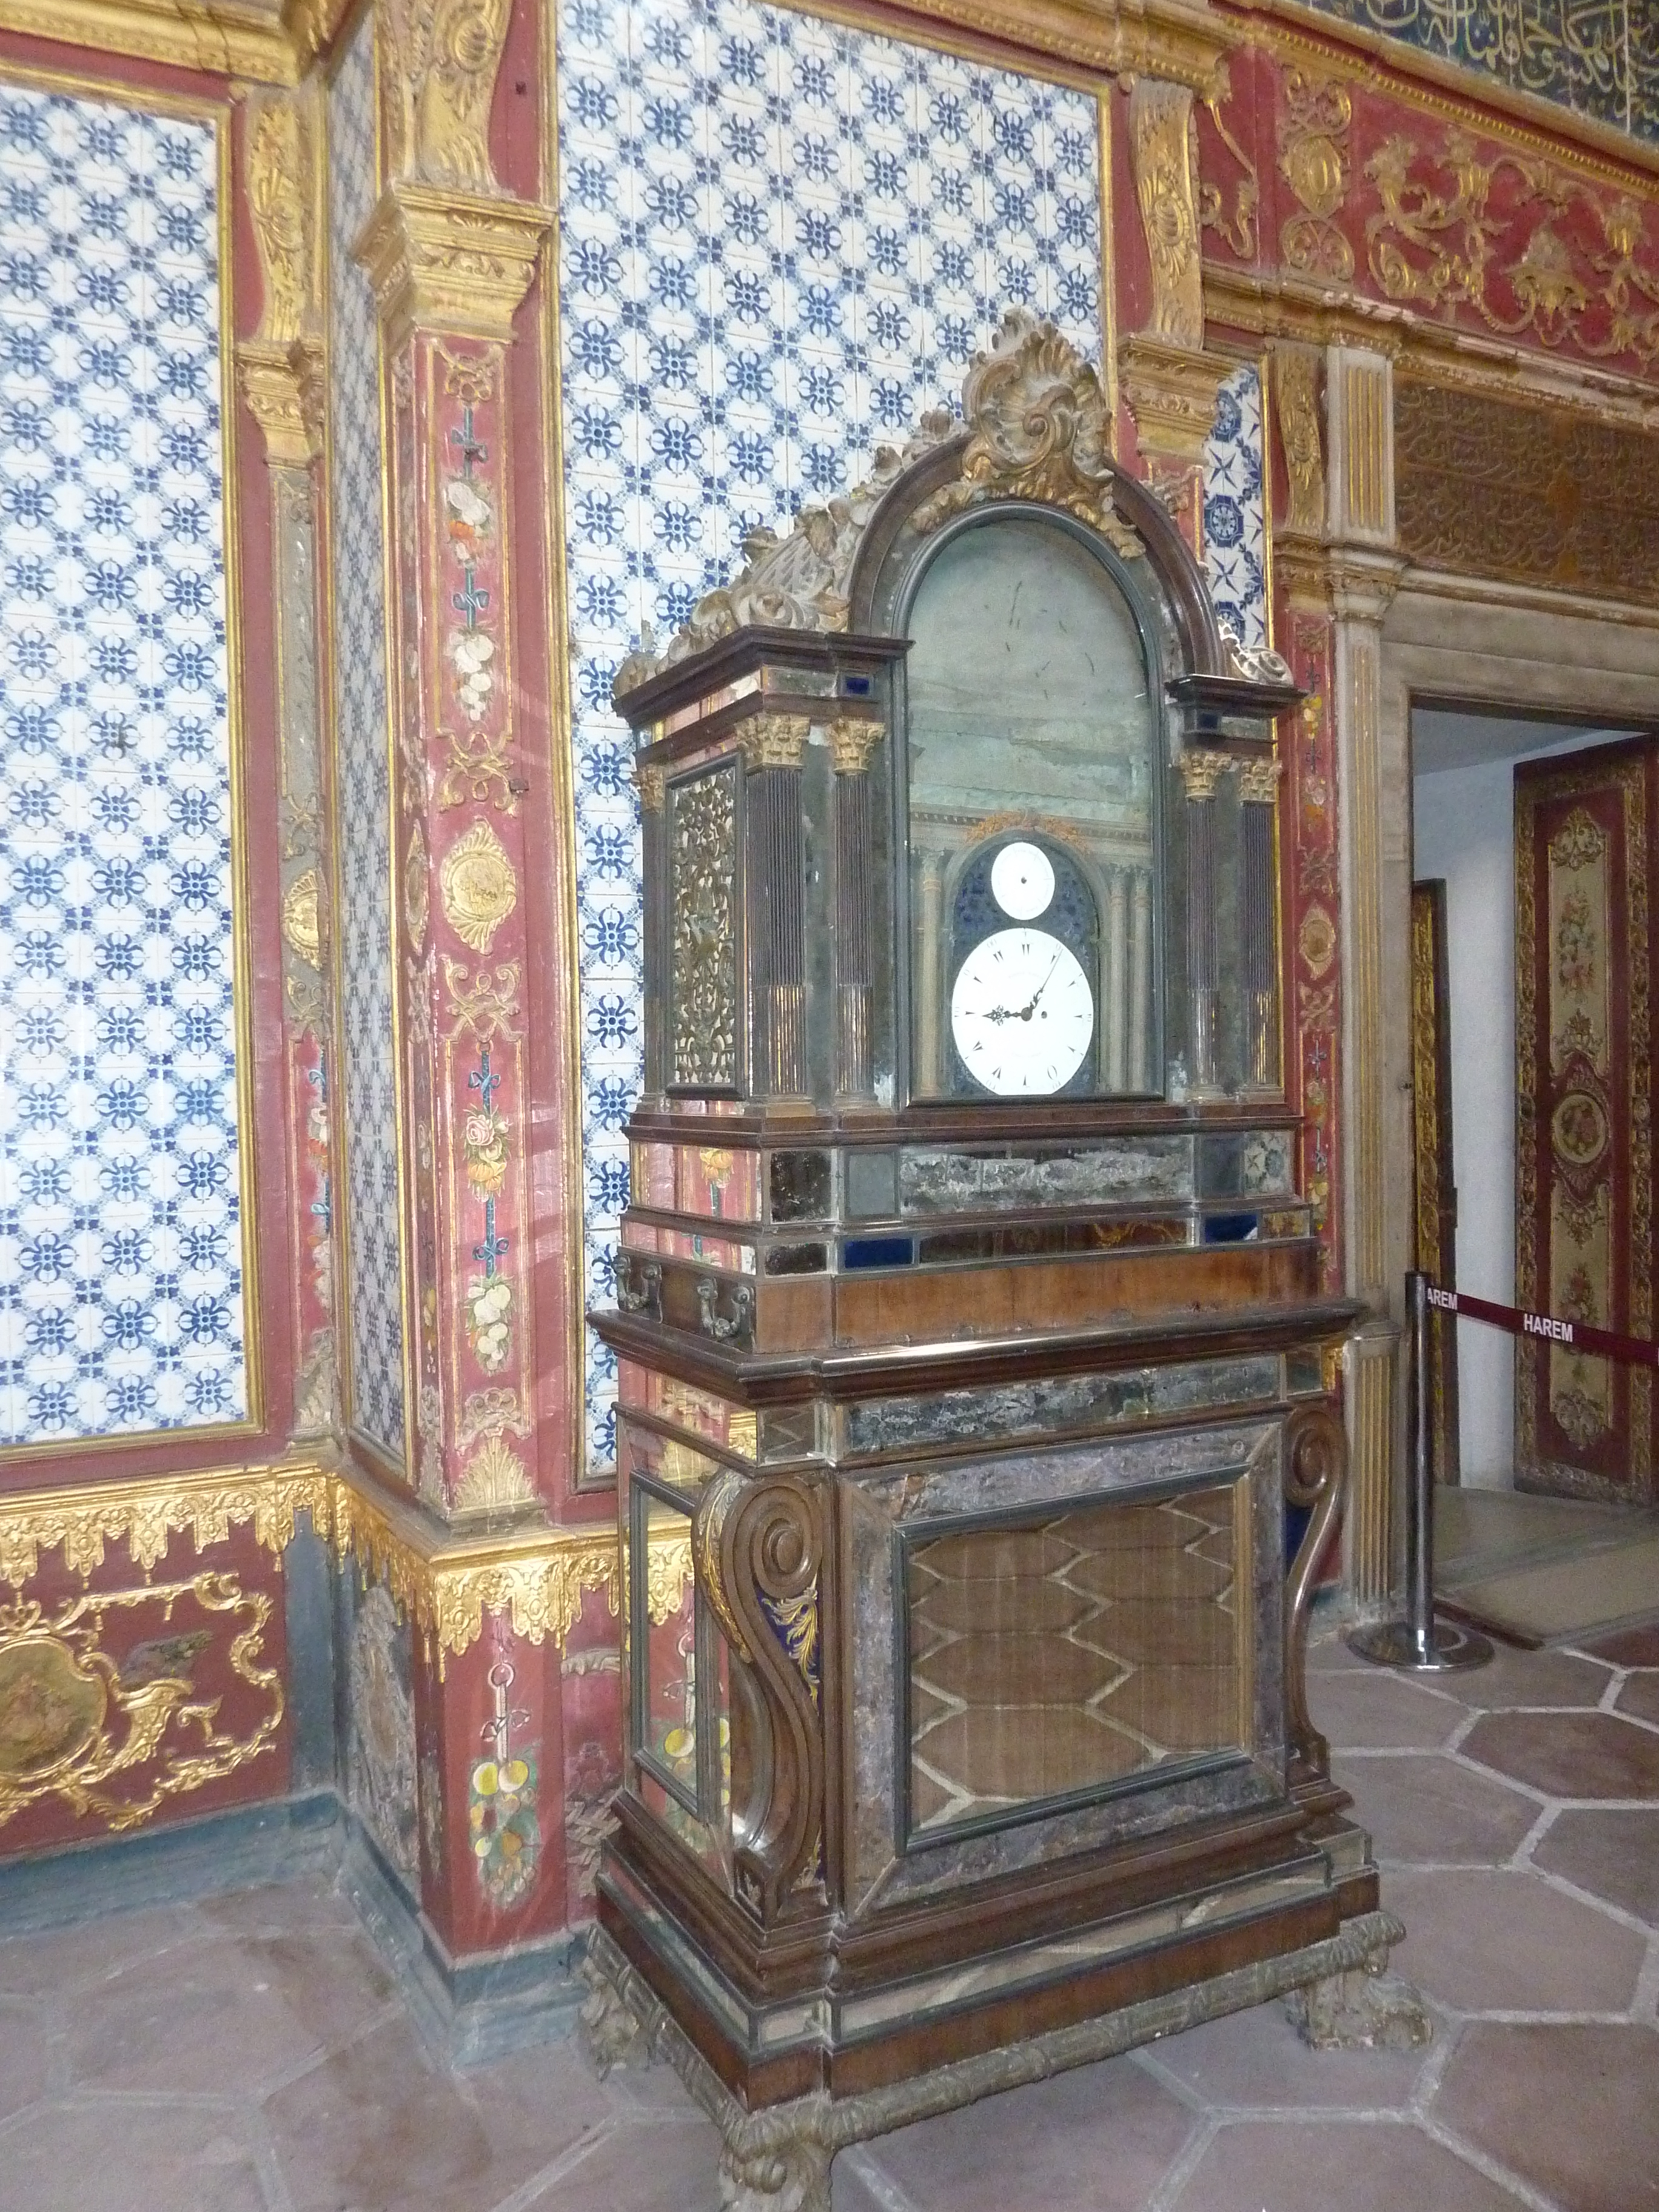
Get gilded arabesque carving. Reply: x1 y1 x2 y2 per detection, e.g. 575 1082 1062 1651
1272 343 1326 538
1130 78 1205 347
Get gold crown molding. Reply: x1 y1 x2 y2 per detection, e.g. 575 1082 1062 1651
352 181 552 349
1274 526 1332 614
1230 0 1659 189
0 1460 332 1590
1119 330 1231 461
238 337 326 468
869 0 1236 96
0 0 300 83
1204 263 1659 435
1324 545 1406 626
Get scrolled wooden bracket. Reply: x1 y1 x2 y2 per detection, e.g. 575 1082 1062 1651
692 1470 825 1923
1284 1400 1346 1783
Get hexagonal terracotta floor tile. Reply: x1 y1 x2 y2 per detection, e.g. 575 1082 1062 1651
1165 2118 1530 2211
1438 2021 1659 2212
1532 1805 1659 1925
1461 1709 1659 1798
1334 1752 1538 1865
1385 1866 1647 2014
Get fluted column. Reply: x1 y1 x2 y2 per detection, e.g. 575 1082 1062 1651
741 715 811 1102
1179 751 1229 1097
830 716 882 1103
1239 757 1283 1094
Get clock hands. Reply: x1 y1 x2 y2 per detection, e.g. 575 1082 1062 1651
975 951 1062 1025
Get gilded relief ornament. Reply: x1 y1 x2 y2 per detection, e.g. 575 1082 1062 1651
380 0 512 195
1272 344 1326 539
247 92 318 345
440 819 518 951
1278 72 1353 281
443 956 522 1043
1130 79 1204 349
0 1577 283 1834
406 819 431 945
454 1431 535 1513
281 868 324 968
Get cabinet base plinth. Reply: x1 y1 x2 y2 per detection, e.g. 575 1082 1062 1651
582 1906 1420 2211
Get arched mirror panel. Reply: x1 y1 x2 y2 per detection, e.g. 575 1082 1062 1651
902 512 1162 1102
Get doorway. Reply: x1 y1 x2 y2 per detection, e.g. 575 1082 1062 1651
1409 705 1659 1637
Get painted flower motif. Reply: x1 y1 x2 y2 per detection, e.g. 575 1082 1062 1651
444 475 492 552
465 1273 513 1371
447 629 495 723
463 1104 509 1198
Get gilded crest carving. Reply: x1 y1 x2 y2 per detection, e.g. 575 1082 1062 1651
381 0 511 195
1278 71 1353 281
247 90 319 345
669 767 740 1090
439 819 518 952
281 867 324 968
1129 79 1203 349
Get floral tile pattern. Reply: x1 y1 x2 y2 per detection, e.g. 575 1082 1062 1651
556 0 1103 1471
327 16 405 1467
0 82 246 1444
1201 362 1267 652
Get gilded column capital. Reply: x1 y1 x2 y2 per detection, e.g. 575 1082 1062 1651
826 716 883 776
1178 748 1232 800
238 337 327 469
1326 548 1406 629
353 182 553 350
739 713 811 772
1118 333 1230 465
1238 756 1282 804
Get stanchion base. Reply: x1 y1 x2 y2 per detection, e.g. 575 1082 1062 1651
1345 1618 1495 1673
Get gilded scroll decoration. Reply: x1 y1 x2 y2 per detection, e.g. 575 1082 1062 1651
439 819 519 951
1279 71 1353 280
1130 80 1204 347
1395 374 1659 608
669 768 741 1090
1365 133 1659 366
247 90 319 346
0 1575 283 1833
1201 93 1259 261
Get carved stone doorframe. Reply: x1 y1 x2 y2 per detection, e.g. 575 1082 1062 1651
1361 579 1659 1606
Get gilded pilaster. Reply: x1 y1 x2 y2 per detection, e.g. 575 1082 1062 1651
238 84 338 1441
358 0 552 1522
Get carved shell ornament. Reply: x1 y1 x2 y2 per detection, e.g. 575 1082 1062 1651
615 312 1141 692
439 819 518 952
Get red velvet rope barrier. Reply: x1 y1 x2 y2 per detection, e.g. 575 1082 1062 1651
1426 1284 1659 1369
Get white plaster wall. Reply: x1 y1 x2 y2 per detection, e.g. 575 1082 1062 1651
1412 759 1517 1486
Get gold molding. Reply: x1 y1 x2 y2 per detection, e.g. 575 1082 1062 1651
352 181 552 349
859 0 1235 96
0 1458 642 1674
1119 331 1230 462
0 1461 332 1589
0 0 300 84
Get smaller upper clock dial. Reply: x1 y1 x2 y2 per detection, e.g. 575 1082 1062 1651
950 928 1095 1096
990 840 1055 920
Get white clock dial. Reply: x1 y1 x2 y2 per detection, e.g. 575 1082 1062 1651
990 840 1055 920
949 928 1094 1096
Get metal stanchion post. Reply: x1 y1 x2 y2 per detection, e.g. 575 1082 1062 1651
1347 1271 1493 1673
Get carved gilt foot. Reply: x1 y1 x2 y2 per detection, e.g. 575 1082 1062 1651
578 1931 657 2076
1285 1956 1433 2053
719 2132 833 2212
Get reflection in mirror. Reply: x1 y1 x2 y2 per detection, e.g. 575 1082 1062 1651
905 513 1160 1100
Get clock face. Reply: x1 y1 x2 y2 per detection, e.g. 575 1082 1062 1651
950 928 1095 1096
990 840 1055 920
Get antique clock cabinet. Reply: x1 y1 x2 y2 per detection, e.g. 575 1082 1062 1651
585 317 1420 2205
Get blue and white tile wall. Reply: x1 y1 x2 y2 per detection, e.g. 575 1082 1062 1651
328 17 406 1467
0 82 246 1446
1201 363 1267 651
557 0 1104 1472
